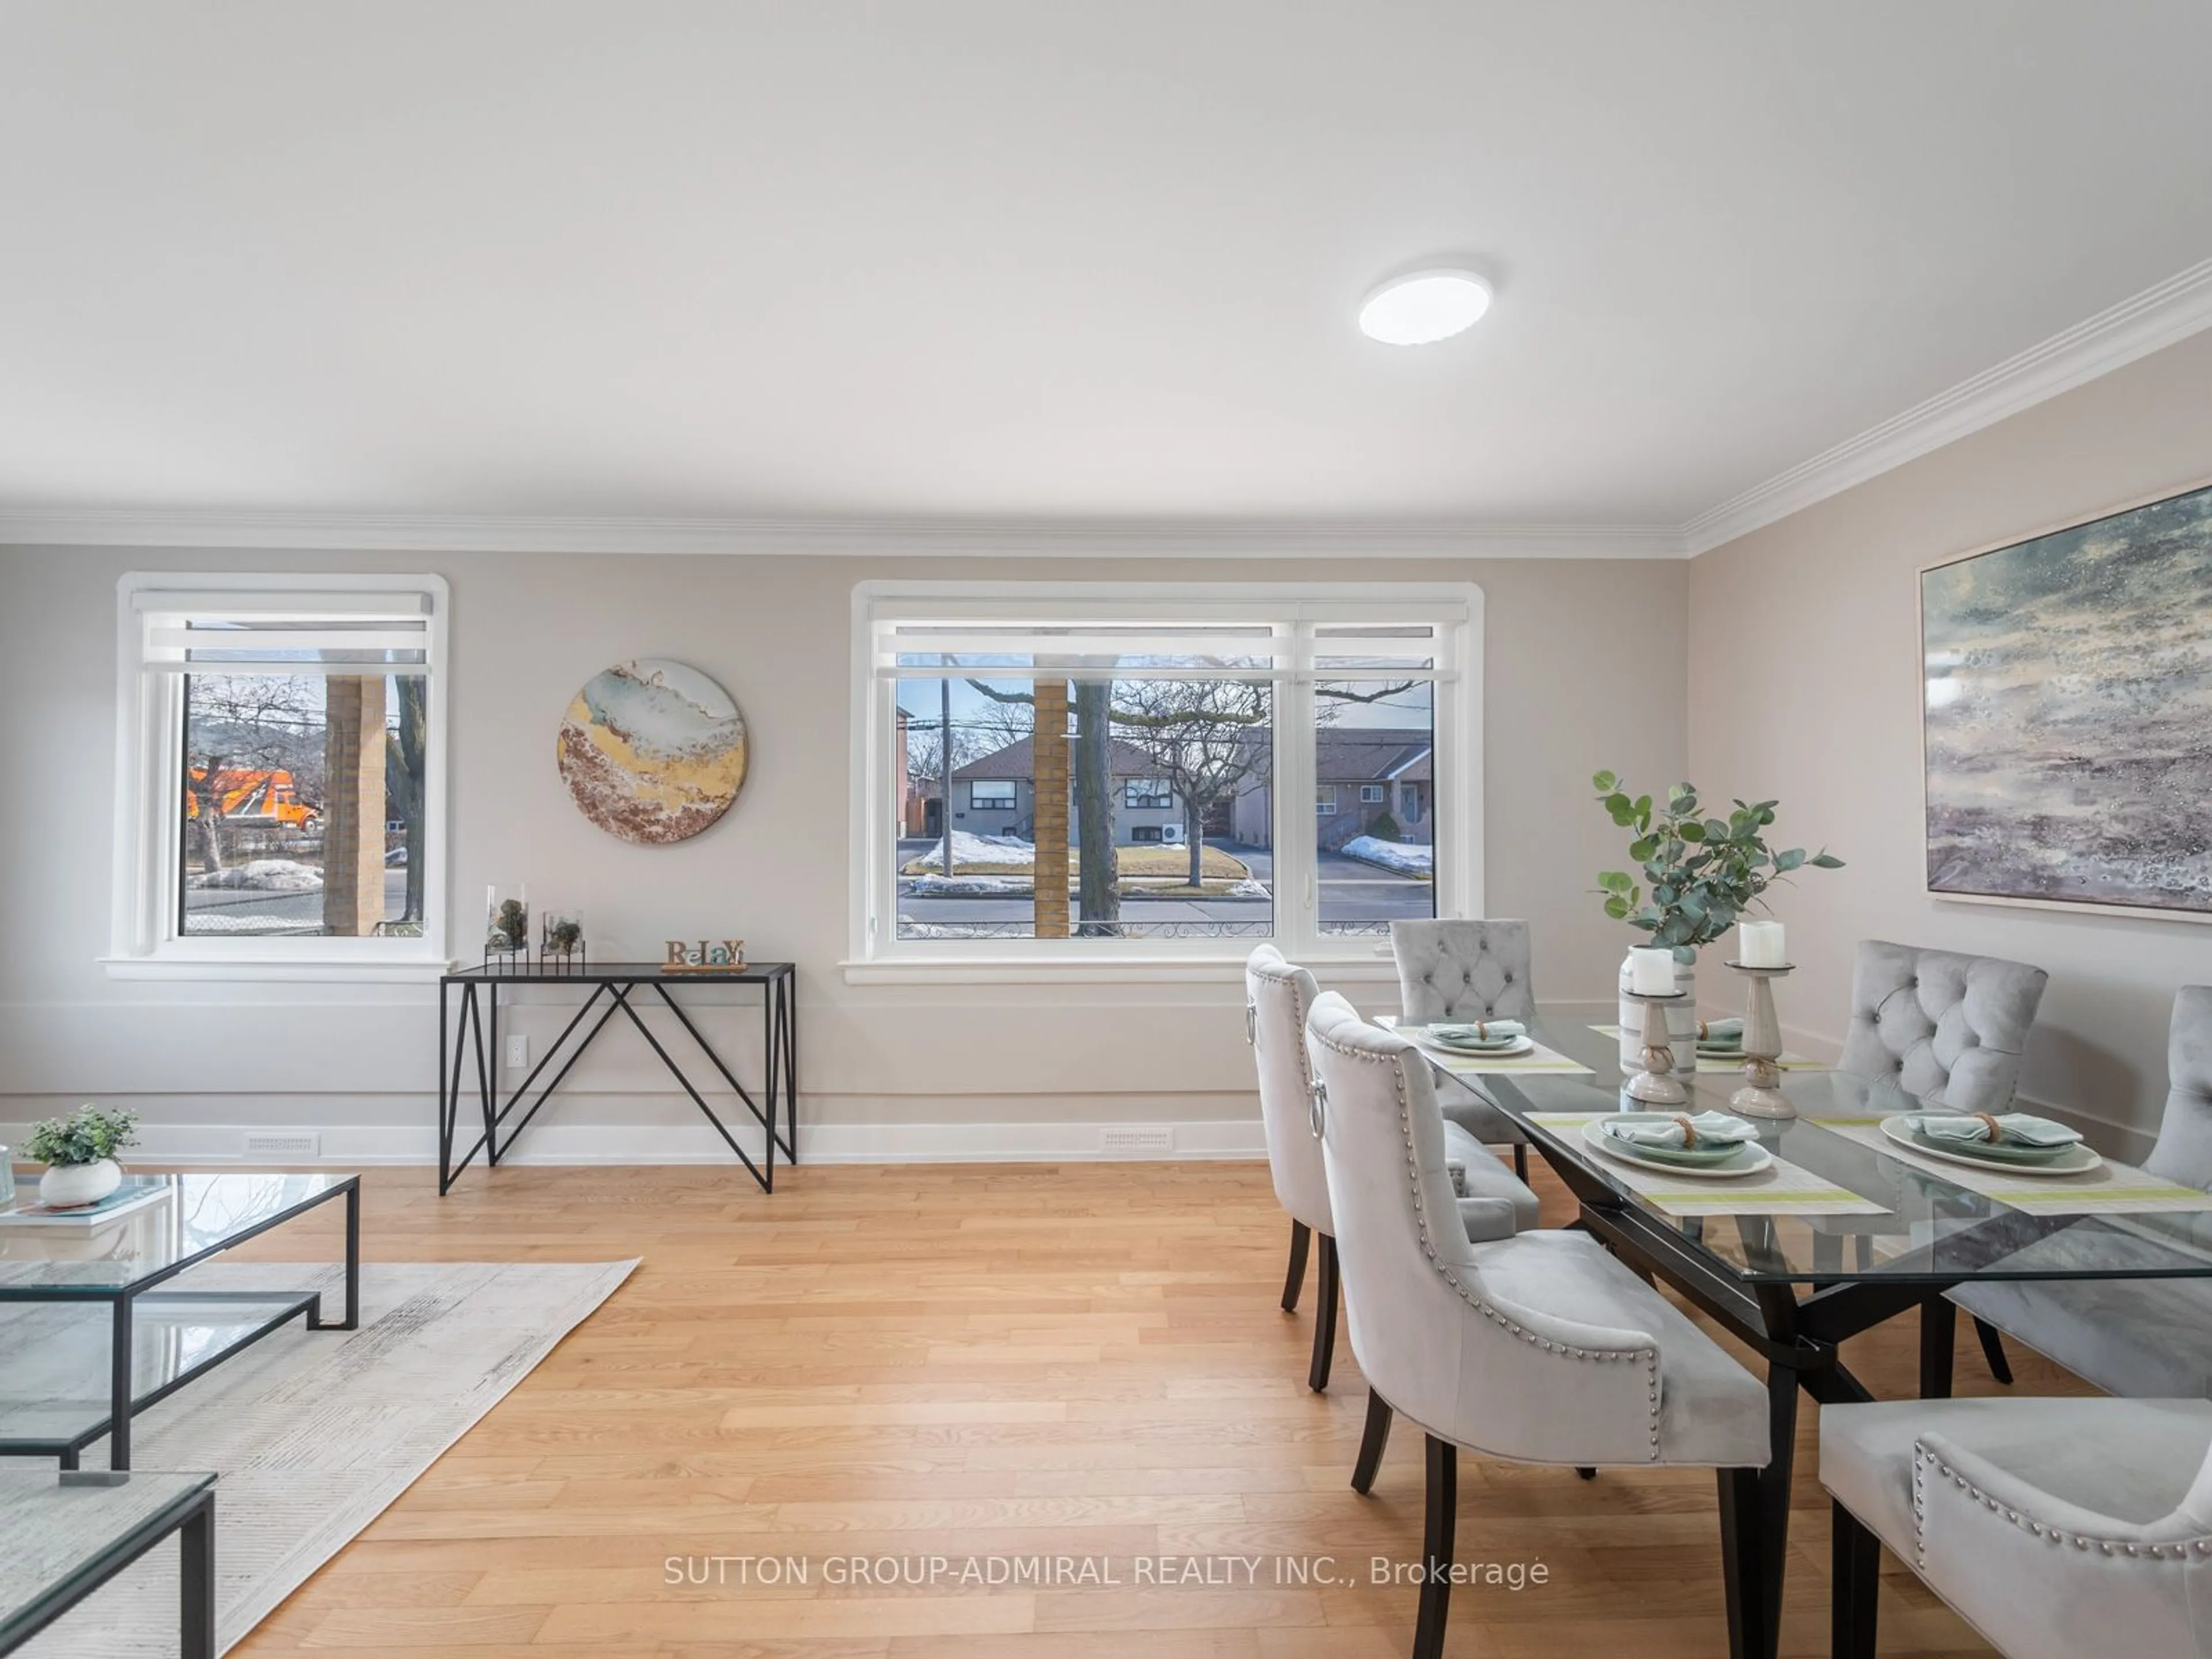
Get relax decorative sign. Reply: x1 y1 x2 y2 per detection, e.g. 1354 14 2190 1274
662 938 747 972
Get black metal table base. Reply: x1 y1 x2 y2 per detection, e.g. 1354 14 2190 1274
0 1478 215 1659
1558 1171 2005 1659
437 963 798 1196
0 1179 359 1472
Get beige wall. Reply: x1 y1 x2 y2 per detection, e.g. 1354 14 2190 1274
1689 328 2212 1157
0 545 1685 1162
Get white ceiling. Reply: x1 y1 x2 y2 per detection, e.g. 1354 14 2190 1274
3 2 2211 546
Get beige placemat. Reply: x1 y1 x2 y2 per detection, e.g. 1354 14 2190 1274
1588 1024 1825 1073
1525 1111 1889 1217
1810 1114 2212 1215
1379 1017 1593 1076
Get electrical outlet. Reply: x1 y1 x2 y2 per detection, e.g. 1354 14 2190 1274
243 1131 320 1159
506 1035 529 1069
1101 1127 1175 1154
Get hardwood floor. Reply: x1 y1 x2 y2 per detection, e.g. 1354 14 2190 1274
213 1157 2081 1657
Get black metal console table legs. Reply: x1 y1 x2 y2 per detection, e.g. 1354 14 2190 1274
437 963 798 1196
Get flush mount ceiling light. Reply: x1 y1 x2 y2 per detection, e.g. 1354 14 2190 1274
1357 267 1493 345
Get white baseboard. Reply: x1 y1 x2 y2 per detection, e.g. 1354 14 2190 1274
0 1116 1268 1169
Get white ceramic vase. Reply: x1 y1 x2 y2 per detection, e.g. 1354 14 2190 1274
40 1158 122 1209
1618 950 1699 1077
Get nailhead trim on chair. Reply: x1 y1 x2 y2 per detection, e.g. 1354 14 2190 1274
1910 1442 2212 1569
1309 1023 1665 1458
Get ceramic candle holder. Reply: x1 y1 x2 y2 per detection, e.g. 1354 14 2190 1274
1622 990 1690 1107
1725 960 1796 1118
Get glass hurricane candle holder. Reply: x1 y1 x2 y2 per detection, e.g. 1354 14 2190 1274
485 884 529 967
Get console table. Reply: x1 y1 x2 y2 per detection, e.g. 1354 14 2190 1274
437 961 797 1196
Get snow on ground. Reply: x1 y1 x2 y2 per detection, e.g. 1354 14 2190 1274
1339 837 1433 877
188 859 325 891
904 831 1036 872
900 874 1038 896
1227 878 1272 897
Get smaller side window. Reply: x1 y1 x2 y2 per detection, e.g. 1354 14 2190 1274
1359 783 1384 804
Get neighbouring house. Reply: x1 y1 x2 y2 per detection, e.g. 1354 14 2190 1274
1229 726 1432 850
950 736 1190 846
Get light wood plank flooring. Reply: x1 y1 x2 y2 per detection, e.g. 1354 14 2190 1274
211 1158 2081 1657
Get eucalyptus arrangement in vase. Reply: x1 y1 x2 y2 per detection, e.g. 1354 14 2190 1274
1590 771 1843 1071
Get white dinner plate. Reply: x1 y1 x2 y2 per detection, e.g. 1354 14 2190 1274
1581 1116 1774 1180
1408 1032 1535 1060
1876 1113 2103 1177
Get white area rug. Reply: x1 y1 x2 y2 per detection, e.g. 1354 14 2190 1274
4 1259 635 1656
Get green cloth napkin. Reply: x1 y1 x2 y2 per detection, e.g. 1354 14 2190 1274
1694 1017 1745 1049
1905 1112 2081 1149
1428 1020 1527 1047
1601 1111 1759 1150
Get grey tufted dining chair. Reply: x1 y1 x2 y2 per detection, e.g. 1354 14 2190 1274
1389 918 1536 1179
1823 1393 2212 1658
1836 940 2048 1115
1244 945 1540 1393
1952 987 2212 1396
1304 991 1772 1659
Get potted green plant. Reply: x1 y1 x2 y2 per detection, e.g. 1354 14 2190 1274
1591 772 1842 1073
24 1104 141 1209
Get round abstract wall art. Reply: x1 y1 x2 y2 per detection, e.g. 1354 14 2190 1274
558 659 748 844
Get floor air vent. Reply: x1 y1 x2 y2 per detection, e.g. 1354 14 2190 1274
1101 1127 1175 1154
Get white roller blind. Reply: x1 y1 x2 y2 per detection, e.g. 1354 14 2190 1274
135 588 435 675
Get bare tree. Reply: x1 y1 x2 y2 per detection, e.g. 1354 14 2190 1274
1109 680 1270 888
385 676 429 922
183 676 323 873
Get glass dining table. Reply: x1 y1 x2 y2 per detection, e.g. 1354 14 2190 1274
1420 1016 2212 1651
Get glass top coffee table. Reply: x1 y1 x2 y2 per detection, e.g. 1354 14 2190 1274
0 1470 215 1658
0 1172 358 1468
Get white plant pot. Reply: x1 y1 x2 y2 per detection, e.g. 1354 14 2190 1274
1618 952 1699 1078
40 1158 122 1209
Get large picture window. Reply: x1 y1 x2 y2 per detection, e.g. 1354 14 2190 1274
851 582 1477 970
109 574 449 977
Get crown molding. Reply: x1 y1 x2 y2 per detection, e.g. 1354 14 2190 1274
9 262 2210 563
0 508 1687 560
1682 253 2212 555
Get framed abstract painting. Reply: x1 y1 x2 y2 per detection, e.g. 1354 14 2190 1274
1921 478 2212 921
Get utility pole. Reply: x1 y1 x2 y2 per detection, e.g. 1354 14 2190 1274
937 677 955 877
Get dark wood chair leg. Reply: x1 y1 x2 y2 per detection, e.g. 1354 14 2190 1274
1351 1388 1393 1494
1412 1435 1457 1659
1919 1294 1957 1399
1281 1218 1310 1313
1513 1141 1529 1181
1972 1317 2015 1385
1716 1467 1770 1659
1831 1498 1880 1659
1307 1233 1339 1393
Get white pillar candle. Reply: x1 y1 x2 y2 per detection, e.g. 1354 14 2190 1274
1738 919 1786 968
1628 946 1677 995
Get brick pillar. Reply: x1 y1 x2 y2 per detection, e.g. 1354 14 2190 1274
322 675 388 937
1031 681 1071 940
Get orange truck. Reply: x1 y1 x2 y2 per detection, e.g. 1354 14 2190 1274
185 768 318 826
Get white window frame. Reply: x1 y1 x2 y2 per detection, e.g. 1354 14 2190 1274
105 571 451 982
1359 783 1385 804
847 580 1482 982
1315 786 1339 816
968 779 1017 810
